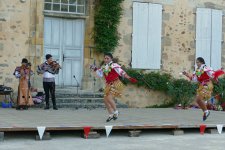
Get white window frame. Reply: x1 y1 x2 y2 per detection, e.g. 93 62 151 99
44 0 86 15
196 8 223 70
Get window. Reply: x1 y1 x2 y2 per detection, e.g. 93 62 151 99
44 0 85 14
196 8 223 70
132 2 162 69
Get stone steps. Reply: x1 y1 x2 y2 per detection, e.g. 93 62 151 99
57 103 106 109
55 93 104 98
31 103 106 109
56 98 104 103
32 90 128 109
32 101 128 109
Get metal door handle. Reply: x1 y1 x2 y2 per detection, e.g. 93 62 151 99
63 54 65 62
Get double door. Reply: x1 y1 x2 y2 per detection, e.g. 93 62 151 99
44 17 84 86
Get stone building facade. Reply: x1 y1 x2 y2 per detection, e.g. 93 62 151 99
0 0 224 107
116 0 225 107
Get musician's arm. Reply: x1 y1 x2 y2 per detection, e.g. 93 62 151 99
37 63 45 74
13 67 21 78
14 71 21 78
30 69 34 76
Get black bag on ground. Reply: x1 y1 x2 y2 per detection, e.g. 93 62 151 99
0 85 13 92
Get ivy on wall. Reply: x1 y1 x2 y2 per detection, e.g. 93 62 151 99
94 0 124 53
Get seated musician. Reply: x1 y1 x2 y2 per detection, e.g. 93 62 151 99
14 58 34 110
37 54 61 110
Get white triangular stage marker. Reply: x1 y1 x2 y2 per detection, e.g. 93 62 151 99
105 126 113 138
37 126 46 140
216 124 223 134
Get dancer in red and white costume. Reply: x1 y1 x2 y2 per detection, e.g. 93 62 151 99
183 57 224 121
91 53 137 122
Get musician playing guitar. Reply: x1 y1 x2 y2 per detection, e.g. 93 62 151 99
14 58 34 110
37 54 61 110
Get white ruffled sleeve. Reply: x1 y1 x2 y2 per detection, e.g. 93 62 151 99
96 69 104 78
111 63 126 76
191 74 198 82
14 71 21 78
204 66 214 78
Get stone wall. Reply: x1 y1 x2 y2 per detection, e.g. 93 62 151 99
82 0 105 92
0 0 97 91
113 0 225 107
1 0 225 107
0 0 32 88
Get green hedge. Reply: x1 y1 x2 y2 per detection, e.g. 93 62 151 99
123 68 225 108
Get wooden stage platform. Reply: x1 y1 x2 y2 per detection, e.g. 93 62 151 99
0 108 224 132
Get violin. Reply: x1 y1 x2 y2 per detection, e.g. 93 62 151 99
48 60 61 74
49 60 61 69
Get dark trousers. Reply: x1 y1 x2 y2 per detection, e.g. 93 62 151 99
43 82 56 107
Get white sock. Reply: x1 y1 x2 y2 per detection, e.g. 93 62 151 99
114 110 118 114
109 114 113 117
204 110 209 114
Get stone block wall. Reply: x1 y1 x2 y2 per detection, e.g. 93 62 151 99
1 0 225 107
0 0 31 88
113 0 225 107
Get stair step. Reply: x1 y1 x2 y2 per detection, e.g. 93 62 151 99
37 90 129 109
31 103 128 109
56 98 103 103
57 103 105 108
55 94 104 98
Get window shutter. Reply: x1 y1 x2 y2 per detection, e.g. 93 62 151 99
148 4 162 69
132 2 162 69
132 2 149 69
196 8 212 66
211 9 222 70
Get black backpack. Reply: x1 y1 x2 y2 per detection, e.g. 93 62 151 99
0 85 13 92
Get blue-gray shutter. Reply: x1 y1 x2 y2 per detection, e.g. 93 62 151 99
148 4 162 69
211 9 222 70
196 8 222 69
132 2 162 69
196 8 211 66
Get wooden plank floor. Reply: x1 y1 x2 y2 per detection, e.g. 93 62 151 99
0 108 224 132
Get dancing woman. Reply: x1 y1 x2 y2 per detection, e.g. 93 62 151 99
183 57 224 121
90 53 137 122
